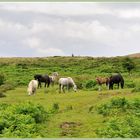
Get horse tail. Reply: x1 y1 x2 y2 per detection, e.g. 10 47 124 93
119 74 124 89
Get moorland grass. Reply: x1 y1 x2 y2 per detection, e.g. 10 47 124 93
0 56 140 137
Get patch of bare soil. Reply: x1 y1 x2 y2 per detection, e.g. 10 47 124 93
60 122 82 136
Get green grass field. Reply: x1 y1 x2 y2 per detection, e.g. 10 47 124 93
0 56 140 138
1 86 140 137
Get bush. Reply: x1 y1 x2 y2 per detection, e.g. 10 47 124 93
131 83 140 93
50 103 59 113
0 113 37 137
0 102 47 137
125 80 136 88
110 97 129 108
97 97 129 116
74 76 89 90
96 98 140 138
14 102 47 123
96 115 140 138
100 67 114 73
0 83 15 93
76 81 83 89
85 80 96 89
0 93 6 98
0 74 5 86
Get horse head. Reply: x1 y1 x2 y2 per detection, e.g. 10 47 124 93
73 84 77 92
34 74 42 80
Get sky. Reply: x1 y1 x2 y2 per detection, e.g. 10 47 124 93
0 2 140 57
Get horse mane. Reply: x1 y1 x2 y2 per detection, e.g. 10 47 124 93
67 77 76 85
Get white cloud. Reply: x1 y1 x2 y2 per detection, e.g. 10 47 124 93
23 36 65 56
0 3 140 57
25 37 41 49
38 47 65 56
0 3 111 16
129 24 140 32
117 9 140 19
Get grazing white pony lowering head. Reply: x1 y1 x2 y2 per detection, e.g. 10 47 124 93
59 77 77 93
49 72 59 86
52 72 59 77
27 80 38 96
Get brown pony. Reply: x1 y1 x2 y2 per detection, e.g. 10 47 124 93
96 77 110 91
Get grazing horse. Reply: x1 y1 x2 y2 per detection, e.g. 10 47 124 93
34 74 50 88
52 72 59 77
49 72 59 86
59 77 77 93
96 77 110 91
109 74 124 90
27 80 38 96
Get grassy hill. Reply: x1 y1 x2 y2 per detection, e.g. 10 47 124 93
0 56 140 138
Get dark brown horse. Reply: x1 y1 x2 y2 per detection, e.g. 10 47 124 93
34 74 50 88
96 77 110 91
109 74 124 90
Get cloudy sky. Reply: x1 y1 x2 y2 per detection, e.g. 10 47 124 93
0 3 140 57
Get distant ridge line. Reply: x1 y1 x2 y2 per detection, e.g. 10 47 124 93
126 53 140 58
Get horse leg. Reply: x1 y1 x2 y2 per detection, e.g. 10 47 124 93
59 84 61 93
121 81 124 89
47 79 50 87
62 85 65 93
38 82 41 88
118 83 119 89
98 85 101 91
106 82 109 90
109 83 113 90
107 84 109 90
67 84 69 92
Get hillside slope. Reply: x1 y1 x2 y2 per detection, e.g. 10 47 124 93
127 53 140 58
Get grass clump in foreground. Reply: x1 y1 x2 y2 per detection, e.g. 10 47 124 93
96 97 140 138
0 102 58 138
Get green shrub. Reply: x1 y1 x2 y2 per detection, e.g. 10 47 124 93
96 115 140 138
74 76 89 89
110 97 129 108
97 103 111 116
100 67 114 73
0 74 5 86
76 82 83 89
50 103 59 113
14 102 47 123
97 97 129 116
85 80 96 89
131 83 140 93
0 83 15 93
0 102 48 137
132 87 140 93
125 80 136 88
0 93 6 98
131 82 140 92
0 113 37 138
96 98 140 138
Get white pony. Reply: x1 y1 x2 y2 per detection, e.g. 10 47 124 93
49 72 59 86
59 77 77 93
27 80 38 96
